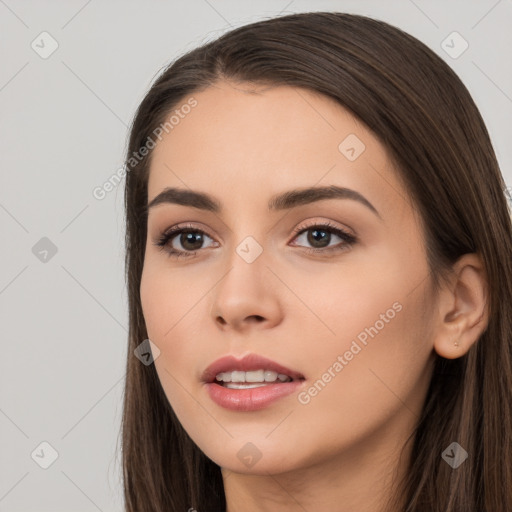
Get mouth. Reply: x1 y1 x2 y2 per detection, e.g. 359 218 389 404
202 353 305 385
214 369 298 389
202 353 305 411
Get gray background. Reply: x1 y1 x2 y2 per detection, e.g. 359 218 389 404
1 1 510 510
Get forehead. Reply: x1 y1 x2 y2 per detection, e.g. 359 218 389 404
146 81 409 220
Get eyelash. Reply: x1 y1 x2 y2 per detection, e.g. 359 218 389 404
153 221 357 259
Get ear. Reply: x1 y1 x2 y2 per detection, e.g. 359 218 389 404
433 253 489 359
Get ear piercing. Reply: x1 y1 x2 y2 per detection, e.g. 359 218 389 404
454 339 460 347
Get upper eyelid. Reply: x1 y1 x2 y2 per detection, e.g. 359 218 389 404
163 222 217 241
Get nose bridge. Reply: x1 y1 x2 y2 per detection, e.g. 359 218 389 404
216 237 267 305
210 232 282 329
222 211 270 275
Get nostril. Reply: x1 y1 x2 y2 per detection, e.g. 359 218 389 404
215 315 265 326
248 315 265 323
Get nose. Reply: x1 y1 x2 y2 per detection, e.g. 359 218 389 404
210 256 283 332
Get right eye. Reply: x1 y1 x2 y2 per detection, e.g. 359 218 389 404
153 223 217 259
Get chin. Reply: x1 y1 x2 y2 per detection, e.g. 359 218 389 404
196 436 309 476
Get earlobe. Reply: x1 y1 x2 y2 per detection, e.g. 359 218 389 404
432 253 489 360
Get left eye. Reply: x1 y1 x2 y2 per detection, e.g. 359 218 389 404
291 223 356 253
153 222 357 259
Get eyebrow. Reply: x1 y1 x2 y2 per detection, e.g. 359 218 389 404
146 185 381 219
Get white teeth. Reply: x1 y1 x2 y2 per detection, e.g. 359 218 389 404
246 370 264 382
215 369 292 384
264 370 278 382
231 371 245 382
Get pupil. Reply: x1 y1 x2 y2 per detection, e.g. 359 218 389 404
181 231 203 250
308 229 330 248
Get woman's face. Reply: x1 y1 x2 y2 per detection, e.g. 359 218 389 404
140 80 438 475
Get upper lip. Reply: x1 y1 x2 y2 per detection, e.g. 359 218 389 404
202 353 305 383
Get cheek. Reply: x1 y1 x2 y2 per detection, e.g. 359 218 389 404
140 259 198 340
282 296 432 467
139 264 200 380
140 267 207 424
292 248 405 349
296 245 433 411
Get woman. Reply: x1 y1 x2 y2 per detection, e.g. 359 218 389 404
121 11 512 511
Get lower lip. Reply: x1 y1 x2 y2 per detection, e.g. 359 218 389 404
205 381 303 411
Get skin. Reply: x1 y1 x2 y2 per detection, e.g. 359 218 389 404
140 80 489 511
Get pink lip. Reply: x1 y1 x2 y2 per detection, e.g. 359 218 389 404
202 353 305 412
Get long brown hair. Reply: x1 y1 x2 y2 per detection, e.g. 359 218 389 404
121 11 512 511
